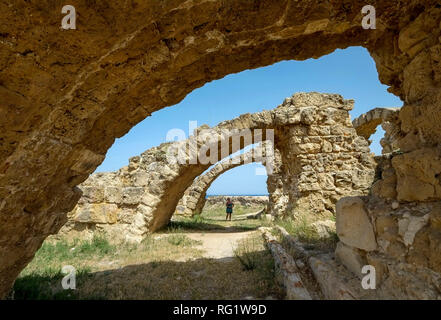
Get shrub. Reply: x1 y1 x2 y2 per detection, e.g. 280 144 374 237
234 237 261 270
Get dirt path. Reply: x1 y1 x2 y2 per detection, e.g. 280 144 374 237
185 230 258 259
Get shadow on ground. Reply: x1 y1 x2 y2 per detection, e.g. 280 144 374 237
13 253 283 300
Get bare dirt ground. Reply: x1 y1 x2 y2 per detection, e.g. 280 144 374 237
185 229 258 260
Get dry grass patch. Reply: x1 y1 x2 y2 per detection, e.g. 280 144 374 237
275 211 338 252
12 230 282 300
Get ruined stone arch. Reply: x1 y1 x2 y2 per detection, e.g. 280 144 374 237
175 145 271 217
352 107 401 154
1 1 441 299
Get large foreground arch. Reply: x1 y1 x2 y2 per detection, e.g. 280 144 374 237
1 1 441 298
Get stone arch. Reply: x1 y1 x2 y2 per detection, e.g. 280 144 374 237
1 1 441 298
352 108 401 154
175 145 270 217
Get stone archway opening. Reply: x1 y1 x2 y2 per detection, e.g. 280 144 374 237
2 1 441 299
178 162 271 227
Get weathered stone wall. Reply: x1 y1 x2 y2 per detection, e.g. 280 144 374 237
2 0 441 299
59 92 376 243
333 100 441 298
336 103 441 298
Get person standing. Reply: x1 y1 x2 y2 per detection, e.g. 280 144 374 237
225 198 234 221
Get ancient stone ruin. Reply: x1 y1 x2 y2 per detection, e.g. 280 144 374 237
1 1 441 299
333 111 441 299
353 107 401 154
175 146 269 216
58 92 375 245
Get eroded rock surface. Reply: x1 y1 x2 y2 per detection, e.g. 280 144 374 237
335 195 441 299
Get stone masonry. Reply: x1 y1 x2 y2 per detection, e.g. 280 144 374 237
59 93 376 244
2 1 441 298
175 146 269 216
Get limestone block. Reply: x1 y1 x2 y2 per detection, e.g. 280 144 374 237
73 203 118 224
300 107 317 124
309 256 357 300
117 208 137 224
351 168 375 190
371 169 397 200
141 193 161 207
336 197 377 251
308 125 330 136
292 143 321 154
317 173 335 191
392 148 441 202
131 170 150 186
311 219 336 238
321 140 333 153
335 171 353 188
80 186 105 202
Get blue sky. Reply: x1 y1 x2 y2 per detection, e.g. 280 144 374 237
96 46 402 195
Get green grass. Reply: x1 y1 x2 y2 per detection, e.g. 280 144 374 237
169 204 271 233
30 234 116 265
12 267 93 300
11 209 280 300
201 204 261 219
167 215 219 232
166 234 201 247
